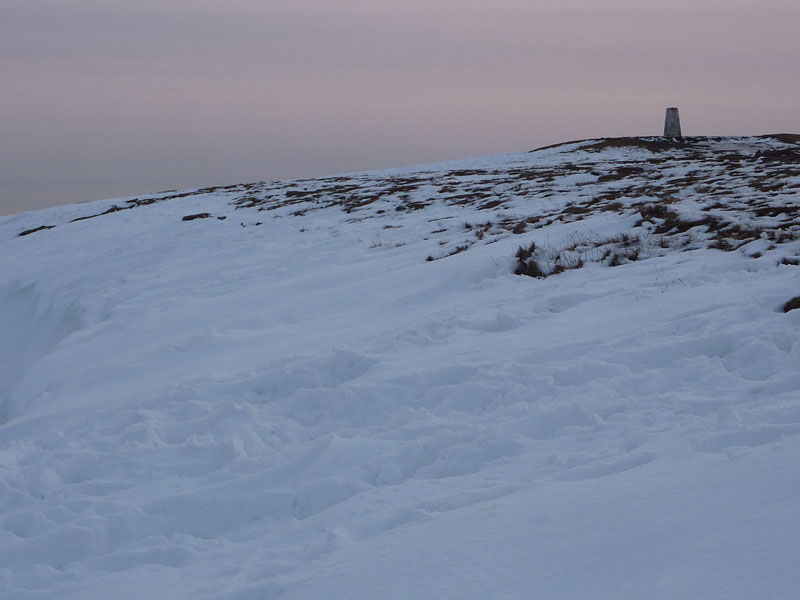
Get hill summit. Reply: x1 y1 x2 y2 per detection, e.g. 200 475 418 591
1 135 799 599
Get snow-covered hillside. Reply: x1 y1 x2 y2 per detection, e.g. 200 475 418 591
1 135 799 599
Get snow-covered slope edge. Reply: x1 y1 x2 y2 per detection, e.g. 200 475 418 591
1 136 799 599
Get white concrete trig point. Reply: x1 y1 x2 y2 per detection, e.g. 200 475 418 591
664 107 682 137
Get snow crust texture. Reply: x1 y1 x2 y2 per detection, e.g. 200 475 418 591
1 135 799 599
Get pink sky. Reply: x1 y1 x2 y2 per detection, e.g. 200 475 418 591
2 0 798 215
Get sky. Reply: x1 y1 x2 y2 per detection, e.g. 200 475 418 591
2 0 799 216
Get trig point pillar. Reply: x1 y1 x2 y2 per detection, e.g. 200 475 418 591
664 107 682 137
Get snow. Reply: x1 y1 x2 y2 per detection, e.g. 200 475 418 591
1 136 799 598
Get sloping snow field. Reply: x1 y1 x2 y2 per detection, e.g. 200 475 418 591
1 136 799 598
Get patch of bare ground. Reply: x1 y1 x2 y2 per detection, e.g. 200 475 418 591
784 296 800 313
21 136 798 259
18 225 55 237
182 213 212 221
761 133 800 145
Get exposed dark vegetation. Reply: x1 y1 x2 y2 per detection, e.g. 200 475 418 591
70 190 211 224
514 242 544 278
18 225 55 237
447 244 471 257
182 213 212 221
17 136 799 276
784 296 800 313
514 240 589 279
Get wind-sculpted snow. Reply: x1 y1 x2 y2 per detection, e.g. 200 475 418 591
1 136 799 598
